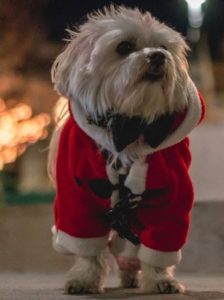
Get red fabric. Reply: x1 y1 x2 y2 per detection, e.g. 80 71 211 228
54 94 205 253
55 117 111 238
135 137 193 251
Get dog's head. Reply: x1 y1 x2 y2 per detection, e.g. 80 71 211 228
52 6 190 124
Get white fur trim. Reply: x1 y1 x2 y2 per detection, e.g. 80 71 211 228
70 100 116 152
52 226 73 254
138 244 182 268
111 235 140 258
52 226 108 256
124 157 148 194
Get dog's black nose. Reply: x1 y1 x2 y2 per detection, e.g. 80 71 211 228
150 52 165 66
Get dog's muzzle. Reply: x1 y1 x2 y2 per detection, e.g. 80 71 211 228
145 51 166 81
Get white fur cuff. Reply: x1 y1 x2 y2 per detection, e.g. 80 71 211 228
52 226 108 256
138 244 182 268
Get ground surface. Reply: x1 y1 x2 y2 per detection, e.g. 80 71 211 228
0 273 224 300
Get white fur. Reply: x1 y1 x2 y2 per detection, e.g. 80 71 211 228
120 270 139 288
49 5 201 294
124 157 148 194
140 263 185 294
65 254 106 294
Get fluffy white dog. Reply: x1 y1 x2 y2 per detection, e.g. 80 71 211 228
49 5 204 295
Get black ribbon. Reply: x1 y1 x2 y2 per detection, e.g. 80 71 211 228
105 198 140 245
111 113 175 152
87 111 175 152
89 176 166 245
89 175 139 244
89 178 164 200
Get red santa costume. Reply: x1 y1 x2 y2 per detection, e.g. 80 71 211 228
52 81 205 268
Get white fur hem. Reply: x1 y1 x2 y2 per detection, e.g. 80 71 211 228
138 244 182 268
52 226 108 256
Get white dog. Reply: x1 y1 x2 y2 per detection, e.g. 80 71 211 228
49 5 205 295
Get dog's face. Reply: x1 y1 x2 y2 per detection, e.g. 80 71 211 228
52 6 189 123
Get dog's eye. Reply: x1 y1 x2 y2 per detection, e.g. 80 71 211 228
160 45 167 50
116 41 135 55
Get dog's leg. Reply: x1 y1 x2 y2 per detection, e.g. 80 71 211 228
116 256 140 288
120 270 139 288
140 263 185 294
65 254 106 294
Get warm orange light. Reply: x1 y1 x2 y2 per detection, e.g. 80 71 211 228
0 99 6 113
1 147 17 164
0 98 51 170
9 103 32 121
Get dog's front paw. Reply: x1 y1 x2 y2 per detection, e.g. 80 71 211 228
65 279 103 294
65 255 105 294
120 270 139 288
140 264 185 294
157 279 185 294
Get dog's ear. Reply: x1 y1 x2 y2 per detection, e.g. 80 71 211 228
51 31 76 97
51 29 91 97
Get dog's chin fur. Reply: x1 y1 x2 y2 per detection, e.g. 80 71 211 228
50 5 191 295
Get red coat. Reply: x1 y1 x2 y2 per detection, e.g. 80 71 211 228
54 93 205 254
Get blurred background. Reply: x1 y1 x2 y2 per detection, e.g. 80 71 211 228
0 0 224 275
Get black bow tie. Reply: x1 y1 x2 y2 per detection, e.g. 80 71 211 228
111 114 175 152
88 112 175 152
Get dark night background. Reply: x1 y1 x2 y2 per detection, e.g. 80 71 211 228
42 0 224 60
44 0 189 39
